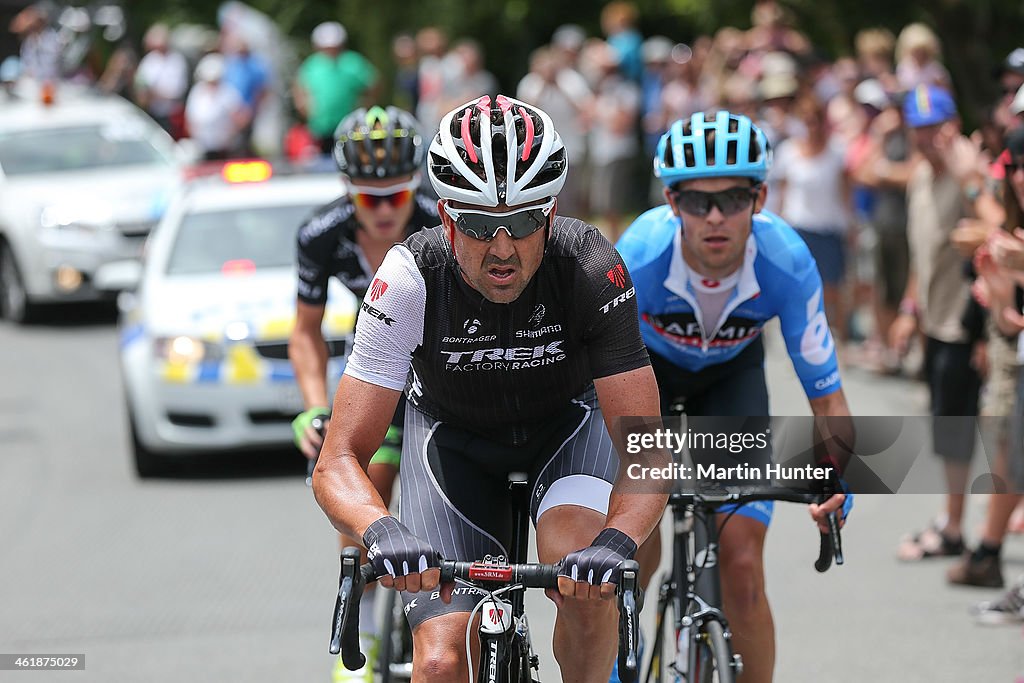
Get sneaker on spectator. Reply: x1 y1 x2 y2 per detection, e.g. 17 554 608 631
947 552 1004 588
969 577 1024 625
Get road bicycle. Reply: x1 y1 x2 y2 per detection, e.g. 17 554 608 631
644 485 844 683
330 472 643 683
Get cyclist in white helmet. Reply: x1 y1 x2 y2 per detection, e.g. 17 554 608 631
313 94 669 682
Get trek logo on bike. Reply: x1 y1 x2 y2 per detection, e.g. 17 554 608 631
480 598 513 633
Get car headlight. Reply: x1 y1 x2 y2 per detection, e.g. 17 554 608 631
153 336 221 364
39 203 114 232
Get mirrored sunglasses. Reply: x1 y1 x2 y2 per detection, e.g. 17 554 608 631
669 186 759 217
349 179 420 210
443 198 556 241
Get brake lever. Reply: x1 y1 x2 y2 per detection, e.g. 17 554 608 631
616 559 642 683
329 547 366 671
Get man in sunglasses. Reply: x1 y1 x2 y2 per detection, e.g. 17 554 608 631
289 105 437 683
616 111 852 683
312 95 669 682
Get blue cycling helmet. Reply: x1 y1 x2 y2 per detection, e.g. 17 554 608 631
654 110 771 186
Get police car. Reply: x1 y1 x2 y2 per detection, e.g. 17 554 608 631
0 81 187 322
110 161 356 476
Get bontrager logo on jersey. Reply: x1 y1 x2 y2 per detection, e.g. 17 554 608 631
441 341 567 371
444 319 496 344
600 287 635 314
369 278 388 302
607 264 626 288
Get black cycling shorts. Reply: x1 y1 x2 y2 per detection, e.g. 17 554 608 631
397 387 618 627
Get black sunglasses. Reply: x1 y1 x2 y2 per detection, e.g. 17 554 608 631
443 199 555 241
1006 162 1024 175
669 186 760 217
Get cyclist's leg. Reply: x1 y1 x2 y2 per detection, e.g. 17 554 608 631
531 388 622 683
691 354 775 683
717 513 773 683
410 613 475 683
399 402 514 681
537 505 618 683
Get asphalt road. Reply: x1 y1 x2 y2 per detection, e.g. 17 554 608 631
0 307 1021 682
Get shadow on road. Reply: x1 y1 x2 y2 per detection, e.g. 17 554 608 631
16 301 119 327
137 447 308 482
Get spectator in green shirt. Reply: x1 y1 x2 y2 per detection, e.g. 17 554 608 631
293 21 379 153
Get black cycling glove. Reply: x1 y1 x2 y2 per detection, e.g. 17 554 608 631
362 516 440 580
559 528 638 585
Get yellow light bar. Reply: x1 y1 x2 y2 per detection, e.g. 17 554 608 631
221 160 273 183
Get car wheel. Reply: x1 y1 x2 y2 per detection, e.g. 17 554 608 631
0 241 35 324
128 408 168 478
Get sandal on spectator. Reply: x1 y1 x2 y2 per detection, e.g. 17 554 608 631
896 525 964 561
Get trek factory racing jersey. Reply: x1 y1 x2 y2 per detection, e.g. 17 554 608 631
617 206 841 399
296 191 439 303
344 217 651 446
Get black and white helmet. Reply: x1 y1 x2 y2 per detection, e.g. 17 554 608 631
333 106 424 180
428 95 567 207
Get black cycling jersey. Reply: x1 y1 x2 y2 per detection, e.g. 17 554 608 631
344 216 651 446
295 190 439 304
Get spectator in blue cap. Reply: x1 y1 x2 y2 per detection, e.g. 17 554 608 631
894 83 990 562
902 82 957 128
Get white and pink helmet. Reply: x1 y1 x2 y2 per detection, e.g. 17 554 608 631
428 95 567 207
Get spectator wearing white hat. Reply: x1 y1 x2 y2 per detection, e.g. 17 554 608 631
185 53 248 160
293 21 378 153
994 49 1024 133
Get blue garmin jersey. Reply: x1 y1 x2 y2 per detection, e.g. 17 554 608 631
616 205 841 399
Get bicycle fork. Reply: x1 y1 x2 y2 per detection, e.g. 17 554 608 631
478 593 515 683
673 505 743 682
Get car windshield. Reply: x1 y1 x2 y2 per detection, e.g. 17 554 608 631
0 122 172 175
166 204 316 275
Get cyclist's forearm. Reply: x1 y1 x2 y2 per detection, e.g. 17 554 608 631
289 328 330 407
312 452 390 540
604 492 668 546
808 389 854 473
